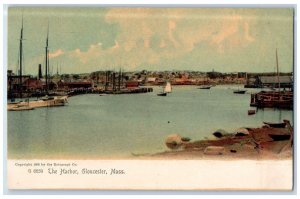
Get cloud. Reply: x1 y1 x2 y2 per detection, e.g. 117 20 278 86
12 8 291 74
49 49 64 58
69 8 257 67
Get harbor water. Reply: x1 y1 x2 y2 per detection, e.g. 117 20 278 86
8 85 293 159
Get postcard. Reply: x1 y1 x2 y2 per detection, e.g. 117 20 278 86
6 6 294 190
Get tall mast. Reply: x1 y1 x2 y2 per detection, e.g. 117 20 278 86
19 15 24 98
45 21 49 92
276 48 281 92
118 68 121 91
56 63 59 75
121 69 123 88
112 72 116 92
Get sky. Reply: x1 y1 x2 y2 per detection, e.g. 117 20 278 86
7 7 294 75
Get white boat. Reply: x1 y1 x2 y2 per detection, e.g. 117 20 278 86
157 82 172 96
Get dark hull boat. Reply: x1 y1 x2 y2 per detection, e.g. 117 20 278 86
233 90 247 94
198 85 212 89
157 92 167 96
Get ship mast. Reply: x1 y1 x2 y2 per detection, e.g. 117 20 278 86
45 21 49 92
118 68 121 91
19 15 24 98
276 49 281 93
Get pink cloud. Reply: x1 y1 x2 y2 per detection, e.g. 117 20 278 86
211 14 241 45
49 49 64 58
66 9 260 69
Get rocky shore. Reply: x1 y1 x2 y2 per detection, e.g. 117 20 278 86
151 120 293 160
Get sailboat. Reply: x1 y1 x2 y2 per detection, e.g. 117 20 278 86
157 81 172 96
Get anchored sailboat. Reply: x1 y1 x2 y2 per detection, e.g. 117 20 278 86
157 81 172 96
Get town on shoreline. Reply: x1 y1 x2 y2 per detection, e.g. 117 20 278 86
7 69 293 98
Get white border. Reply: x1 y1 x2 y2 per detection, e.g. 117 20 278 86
1 0 299 198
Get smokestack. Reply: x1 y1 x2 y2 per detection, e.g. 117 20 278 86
38 64 42 79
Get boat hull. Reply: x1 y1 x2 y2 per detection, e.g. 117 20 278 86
7 96 67 111
234 90 247 94
157 92 167 96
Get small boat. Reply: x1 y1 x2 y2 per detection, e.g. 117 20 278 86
157 92 167 96
263 122 286 128
198 85 212 89
99 93 108 96
248 110 256 115
233 90 247 94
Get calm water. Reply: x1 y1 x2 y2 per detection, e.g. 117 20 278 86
8 85 293 159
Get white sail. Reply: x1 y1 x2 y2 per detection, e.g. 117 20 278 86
164 82 172 93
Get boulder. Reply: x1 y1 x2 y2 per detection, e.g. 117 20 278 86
213 129 228 138
165 134 183 149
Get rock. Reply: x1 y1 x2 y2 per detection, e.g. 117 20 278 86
204 146 225 155
165 134 183 149
213 129 228 138
234 128 249 136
